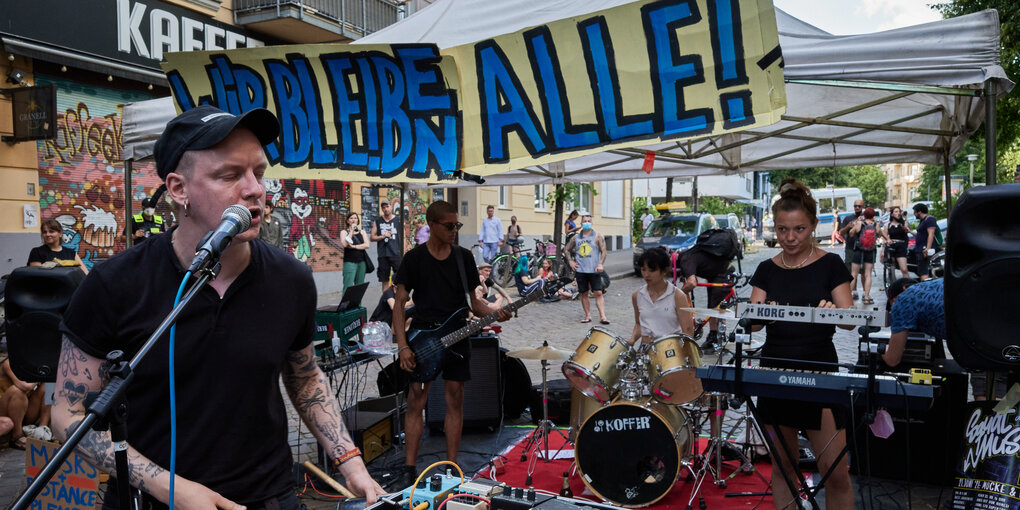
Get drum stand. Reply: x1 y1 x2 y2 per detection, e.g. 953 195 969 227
521 359 571 475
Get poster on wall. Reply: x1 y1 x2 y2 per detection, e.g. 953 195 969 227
951 401 1020 510
9 84 56 142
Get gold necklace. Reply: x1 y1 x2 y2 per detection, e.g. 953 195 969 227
781 246 814 269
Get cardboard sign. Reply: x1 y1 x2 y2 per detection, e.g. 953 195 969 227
25 438 101 510
952 401 1020 510
162 0 786 182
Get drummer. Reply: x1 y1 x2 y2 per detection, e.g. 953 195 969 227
629 247 695 348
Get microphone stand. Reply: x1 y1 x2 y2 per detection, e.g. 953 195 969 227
13 263 221 510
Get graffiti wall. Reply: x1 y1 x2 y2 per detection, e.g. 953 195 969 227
383 187 443 252
34 74 351 273
35 75 158 269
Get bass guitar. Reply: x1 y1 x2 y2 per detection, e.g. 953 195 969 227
407 277 568 381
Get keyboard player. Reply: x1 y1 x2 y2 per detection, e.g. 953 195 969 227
747 178 855 510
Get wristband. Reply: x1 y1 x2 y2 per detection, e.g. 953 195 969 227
332 447 361 468
398 345 410 354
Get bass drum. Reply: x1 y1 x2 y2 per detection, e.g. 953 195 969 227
575 397 692 507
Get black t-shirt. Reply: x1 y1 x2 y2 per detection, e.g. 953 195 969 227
394 244 477 325
371 288 397 324
749 252 852 369
887 219 909 241
373 216 402 258
839 214 860 246
914 215 938 252
679 249 731 280
60 230 316 504
27 245 76 265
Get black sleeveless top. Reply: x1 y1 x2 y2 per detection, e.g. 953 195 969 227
887 219 909 241
343 231 366 263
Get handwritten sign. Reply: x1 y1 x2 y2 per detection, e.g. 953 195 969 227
25 439 101 510
952 401 1020 510
162 0 785 182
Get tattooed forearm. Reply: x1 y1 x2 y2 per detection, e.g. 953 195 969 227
284 347 356 460
69 419 168 494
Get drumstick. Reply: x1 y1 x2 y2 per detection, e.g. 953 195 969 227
302 461 357 498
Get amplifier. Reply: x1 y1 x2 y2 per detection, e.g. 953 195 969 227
849 358 968 485
529 378 573 426
426 334 502 431
857 330 945 369
331 394 406 466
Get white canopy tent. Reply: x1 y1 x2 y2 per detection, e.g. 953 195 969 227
121 0 1013 193
355 0 1012 188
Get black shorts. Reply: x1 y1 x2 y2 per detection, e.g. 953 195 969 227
915 252 930 277
887 241 908 259
852 249 876 265
576 272 603 293
411 337 472 383
378 255 401 282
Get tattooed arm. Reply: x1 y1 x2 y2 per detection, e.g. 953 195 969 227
51 336 244 510
282 345 385 503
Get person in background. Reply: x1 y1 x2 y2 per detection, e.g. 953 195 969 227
257 201 285 249
478 205 504 263
628 247 694 348
340 212 370 294
911 203 939 281
506 216 522 253
564 210 581 239
640 207 654 232
414 219 430 246
566 214 609 325
371 200 403 291
126 196 166 244
882 206 911 279
748 178 855 510
0 359 51 450
837 200 864 299
370 287 414 332
538 258 575 300
28 218 88 274
475 262 505 309
849 207 879 305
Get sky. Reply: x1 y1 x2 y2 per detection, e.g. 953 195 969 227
772 0 944 34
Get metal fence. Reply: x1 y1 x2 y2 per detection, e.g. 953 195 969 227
235 0 402 38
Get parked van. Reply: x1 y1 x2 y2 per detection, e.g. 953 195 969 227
763 187 862 245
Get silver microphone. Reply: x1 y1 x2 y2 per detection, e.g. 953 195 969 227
187 205 252 273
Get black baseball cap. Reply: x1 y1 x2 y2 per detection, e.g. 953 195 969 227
154 105 280 180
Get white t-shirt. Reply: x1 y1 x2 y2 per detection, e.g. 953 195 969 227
641 213 654 230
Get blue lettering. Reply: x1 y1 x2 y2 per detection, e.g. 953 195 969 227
523 27 601 150
475 40 548 162
394 46 452 111
642 0 712 137
578 16 654 141
413 117 458 176
708 0 748 87
265 60 310 165
355 56 381 171
290 55 336 167
166 71 197 110
374 56 413 174
321 55 368 168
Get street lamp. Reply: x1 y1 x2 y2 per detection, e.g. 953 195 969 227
967 153 978 187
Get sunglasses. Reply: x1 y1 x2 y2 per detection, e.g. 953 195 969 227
438 221 463 231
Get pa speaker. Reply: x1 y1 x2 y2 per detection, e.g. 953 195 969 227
426 334 502 431
945 183 1020 371
4 266 85 382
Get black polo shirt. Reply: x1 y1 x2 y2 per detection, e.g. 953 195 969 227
61 227 315 505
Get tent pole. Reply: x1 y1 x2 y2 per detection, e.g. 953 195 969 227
125 160 133 249
943 147 953 215
400 183 407 256
985 80 997 184
553 185 564 250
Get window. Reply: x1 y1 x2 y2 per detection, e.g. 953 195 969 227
601 181 623 218
579 187 592 214
498 186 509 208
534 184 548 211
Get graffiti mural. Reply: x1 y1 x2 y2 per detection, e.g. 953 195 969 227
385 188 443 252
34 75 351 273
35 75 159 269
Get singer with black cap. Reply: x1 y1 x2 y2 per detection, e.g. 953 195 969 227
51 105 384 509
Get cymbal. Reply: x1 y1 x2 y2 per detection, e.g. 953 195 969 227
678 307 735 320
507 345 573 360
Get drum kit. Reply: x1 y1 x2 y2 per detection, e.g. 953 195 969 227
508 312 771 508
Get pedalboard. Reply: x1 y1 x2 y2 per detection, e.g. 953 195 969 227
401 472 460 510
489 486 553 510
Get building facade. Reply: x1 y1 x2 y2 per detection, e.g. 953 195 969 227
882 162 923 210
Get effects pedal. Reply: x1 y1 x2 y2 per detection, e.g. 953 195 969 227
910 368 933 385
401 472 460 510
447 478 501 510
490 486 553 510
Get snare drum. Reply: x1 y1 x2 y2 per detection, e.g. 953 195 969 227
562 327 629 403
647 334 703 404
575 397 692 507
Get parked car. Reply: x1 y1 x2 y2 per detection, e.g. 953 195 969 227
633 212 717 275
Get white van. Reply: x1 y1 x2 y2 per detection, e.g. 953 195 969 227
763 187 863 246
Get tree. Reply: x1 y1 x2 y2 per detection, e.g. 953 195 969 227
701 196 748 216
933 0 1020 151
768 165 886 207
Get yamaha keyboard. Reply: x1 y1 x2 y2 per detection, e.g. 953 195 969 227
696 365 935 411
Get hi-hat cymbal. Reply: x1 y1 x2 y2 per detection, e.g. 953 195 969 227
507 345 573 360
678 307 735 320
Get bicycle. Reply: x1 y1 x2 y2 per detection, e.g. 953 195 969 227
531 239 572 279
685 272 752 342
881 239 913 290
491 240 529 288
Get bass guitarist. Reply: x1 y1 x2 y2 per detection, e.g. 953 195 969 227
392 200 512 487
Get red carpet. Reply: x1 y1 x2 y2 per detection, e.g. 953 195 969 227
478 430 781 509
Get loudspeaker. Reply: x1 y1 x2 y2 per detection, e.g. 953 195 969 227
945 183 1020 371
4 266 85 382
850 359 968 485
426 334 502 431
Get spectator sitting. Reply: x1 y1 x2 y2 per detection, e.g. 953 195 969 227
476 262 505 309
0 359 51 450
512 255 545 297
370 286 415 332
537 258 575 301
